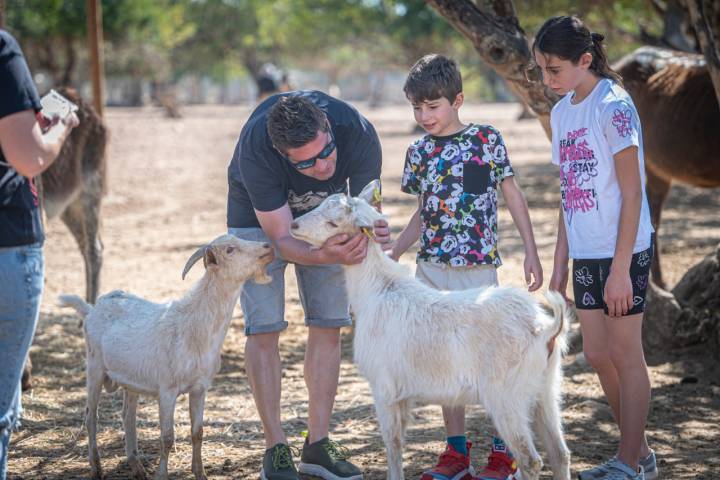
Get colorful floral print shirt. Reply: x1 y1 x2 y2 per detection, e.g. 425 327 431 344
401 124 514 267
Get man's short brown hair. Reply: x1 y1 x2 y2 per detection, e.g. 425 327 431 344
403 54 462 104
267 96 328 153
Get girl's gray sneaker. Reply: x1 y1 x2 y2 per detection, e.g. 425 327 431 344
578 457 616 479
640 450 658 480
597 459 644 479
579 451 657 480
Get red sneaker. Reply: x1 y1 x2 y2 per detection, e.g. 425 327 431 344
420 442 474 480
474 438 519 480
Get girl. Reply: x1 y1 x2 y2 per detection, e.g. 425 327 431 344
533 16 657 480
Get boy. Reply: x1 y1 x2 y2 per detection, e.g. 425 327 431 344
390 54 543 480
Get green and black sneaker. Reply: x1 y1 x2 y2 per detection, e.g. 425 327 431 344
260 443 300 480
298 437 363 480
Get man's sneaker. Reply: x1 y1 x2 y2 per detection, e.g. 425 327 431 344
474 438 519 480
595 459 644 479
579 451 657 480
639 450 658 480
420 442 474 480
298 437 363 480
260 443 300 480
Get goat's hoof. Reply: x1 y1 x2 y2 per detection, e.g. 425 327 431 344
91 467 103 479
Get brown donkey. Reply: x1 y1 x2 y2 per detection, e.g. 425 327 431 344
22 88 108 391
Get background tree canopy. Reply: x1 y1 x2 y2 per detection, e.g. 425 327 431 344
2 0 668 101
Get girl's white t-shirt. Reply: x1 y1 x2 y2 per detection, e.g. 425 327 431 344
551 78 654 259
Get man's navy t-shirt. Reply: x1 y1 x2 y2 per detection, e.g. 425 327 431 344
227 90 382 228
0 29 43 247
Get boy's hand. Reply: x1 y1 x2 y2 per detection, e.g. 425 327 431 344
524 253 543 292
549 264 570 301
604 268 633 317
372 219 392 251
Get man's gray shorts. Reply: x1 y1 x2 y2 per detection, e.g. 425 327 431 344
229 227 351 335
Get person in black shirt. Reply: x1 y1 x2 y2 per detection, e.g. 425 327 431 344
0 29 78 479
227 92 388 480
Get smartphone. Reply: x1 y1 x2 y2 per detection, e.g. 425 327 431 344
40 89 78 119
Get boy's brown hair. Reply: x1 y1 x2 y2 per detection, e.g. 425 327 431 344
403 54 462 104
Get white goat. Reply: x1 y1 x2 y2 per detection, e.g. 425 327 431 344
59 234 273 480
289 184 571 480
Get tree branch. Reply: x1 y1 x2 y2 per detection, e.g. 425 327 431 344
685 0 720 105
425 0 557 136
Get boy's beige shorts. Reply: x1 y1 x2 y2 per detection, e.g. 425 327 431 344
415 260 498 291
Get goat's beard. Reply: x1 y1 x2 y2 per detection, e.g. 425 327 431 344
253 268 272 285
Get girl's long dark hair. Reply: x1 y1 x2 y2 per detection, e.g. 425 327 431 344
532 16 623 86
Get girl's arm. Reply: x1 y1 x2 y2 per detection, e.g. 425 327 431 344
549 205 570 299
389 196 422 261
500 177 543 291
605 145 642 316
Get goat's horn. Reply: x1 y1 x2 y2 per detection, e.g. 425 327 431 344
182 244 208 280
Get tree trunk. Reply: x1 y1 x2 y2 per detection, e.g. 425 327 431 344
686 0 720 105
425 0 557 136
644 246 720 355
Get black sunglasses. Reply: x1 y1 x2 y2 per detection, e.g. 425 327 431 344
286 129 336 170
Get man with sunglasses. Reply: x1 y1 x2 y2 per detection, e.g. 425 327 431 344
227 91 388 480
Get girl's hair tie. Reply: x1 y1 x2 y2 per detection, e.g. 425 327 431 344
591 32 605 42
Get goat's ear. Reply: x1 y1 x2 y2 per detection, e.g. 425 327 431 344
356 180 381 208
351 200 383 229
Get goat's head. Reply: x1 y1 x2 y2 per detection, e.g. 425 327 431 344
289 180 385 247
182 235 273 284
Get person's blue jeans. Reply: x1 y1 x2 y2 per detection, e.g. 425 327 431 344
0 242 44 480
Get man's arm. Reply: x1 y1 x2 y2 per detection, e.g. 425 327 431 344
255 203 369 266
500 176 543 291
0 109 78 177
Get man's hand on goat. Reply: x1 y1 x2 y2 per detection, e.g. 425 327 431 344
524 253 544 292
372 219 392 251
320 233 369 265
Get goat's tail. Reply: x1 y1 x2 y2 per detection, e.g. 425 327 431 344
58 295 93 327
544 290 571 358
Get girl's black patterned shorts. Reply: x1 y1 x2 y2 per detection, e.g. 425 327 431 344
572 243 653 316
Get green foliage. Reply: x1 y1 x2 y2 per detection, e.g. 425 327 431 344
4 0 193 82
1 0 671 99
515 0 664 61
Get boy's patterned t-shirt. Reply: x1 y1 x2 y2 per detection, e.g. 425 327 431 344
401 124 514 267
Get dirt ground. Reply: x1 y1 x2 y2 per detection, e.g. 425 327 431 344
8 103 720 479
